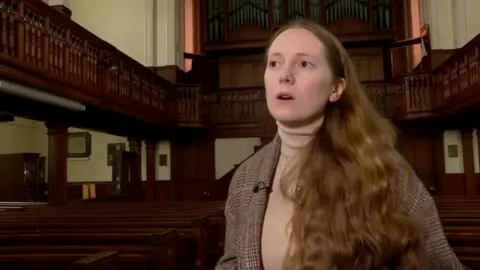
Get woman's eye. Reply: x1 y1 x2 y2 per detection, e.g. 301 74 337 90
300 61 314 68
268 61 279 67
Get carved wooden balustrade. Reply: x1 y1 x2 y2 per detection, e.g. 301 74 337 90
201 0 400 50
394 32 480 119
210 88 264 124
393 72 432 118
364 82 395 117
170 85 210 126
0 0 174 125
208 83 395 125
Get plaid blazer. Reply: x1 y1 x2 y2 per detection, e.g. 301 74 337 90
215 136 464 270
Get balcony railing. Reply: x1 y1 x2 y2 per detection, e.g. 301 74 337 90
210 87 264 125
393 33 480 119
205 83 395 126
170 85 210 126
0 0 174 125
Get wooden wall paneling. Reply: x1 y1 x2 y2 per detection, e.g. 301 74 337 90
397 122 441 195
398 130 436 191
347 47 385 81
218 54 265 88
430 129 446 195
476 128 480 196
154 181 175 202
171 142 195 183
194 139 216 182
390 0 408 77
145 141 157 201
461 128 478 195
170 135 216 200
413 135 437 192
218 49 388 89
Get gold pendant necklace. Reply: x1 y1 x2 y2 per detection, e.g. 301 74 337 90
281 154 305 204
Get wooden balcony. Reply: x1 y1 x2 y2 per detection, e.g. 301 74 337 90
393 33 480 120
200 0 402 51
208 83 395 134
0 0 179 128
171 85 210 127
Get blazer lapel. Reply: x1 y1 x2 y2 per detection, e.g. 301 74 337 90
247 136 281 268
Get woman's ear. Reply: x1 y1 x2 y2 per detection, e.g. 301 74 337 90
329 78 346 102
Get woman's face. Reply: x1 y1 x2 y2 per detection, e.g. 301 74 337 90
264 27 344 126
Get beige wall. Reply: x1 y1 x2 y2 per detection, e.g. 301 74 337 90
420 0 480 49
443 130 480 174
70 0 184 68
215 138 261 179
0 118 48 156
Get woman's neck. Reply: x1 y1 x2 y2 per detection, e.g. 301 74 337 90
277 117 324 158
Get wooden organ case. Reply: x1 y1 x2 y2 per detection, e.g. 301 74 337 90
201 0 398 51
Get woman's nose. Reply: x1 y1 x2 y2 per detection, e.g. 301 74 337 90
279 69 294 85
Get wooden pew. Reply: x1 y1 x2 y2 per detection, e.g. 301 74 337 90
0 230 179 269
24 200 226 260
0 200 226 270
0 250 119 270
433 197 480 269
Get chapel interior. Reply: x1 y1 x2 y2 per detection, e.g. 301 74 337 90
0 0 479 269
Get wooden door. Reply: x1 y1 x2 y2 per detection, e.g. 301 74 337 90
111 151 141 197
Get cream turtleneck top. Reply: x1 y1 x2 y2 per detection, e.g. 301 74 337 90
261 118 323 270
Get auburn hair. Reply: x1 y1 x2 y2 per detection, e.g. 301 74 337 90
266 20 428 270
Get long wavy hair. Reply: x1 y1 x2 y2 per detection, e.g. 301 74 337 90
267 20 428 270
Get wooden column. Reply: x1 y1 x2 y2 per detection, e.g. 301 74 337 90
128 138 142 196
145 140 157 201
46 123 68 206
434 130 446 196
462 129 478 196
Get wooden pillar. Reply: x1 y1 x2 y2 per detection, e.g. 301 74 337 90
145 141 157 201
462 129 478 196
46 123 68 205
434 130 446 196
128 138 142 196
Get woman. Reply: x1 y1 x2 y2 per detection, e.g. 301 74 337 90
215 19 462 270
